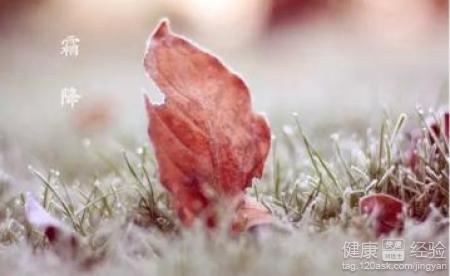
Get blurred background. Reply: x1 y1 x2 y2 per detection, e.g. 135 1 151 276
0 0 448 183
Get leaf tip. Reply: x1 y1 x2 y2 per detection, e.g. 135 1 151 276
152 18 170 39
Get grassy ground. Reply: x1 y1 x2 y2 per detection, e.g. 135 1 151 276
0 105 448 275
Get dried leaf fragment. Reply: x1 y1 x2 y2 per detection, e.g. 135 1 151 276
25 192 78 258
143 19 271 227
231 196 273 234
405 111 449 170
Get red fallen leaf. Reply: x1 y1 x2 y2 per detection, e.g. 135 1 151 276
359 193 404 236
25 192 78 258
143 20 271 228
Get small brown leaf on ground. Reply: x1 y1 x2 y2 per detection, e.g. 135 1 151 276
143 19 271 228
